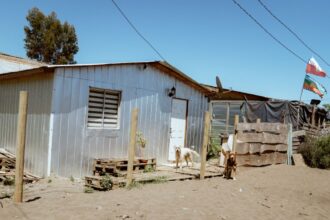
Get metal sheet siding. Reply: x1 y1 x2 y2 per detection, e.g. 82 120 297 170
51 64 208 177
0 74 53 177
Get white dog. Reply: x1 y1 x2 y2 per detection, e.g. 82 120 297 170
175 146 200 169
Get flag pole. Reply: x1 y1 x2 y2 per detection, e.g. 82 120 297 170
297 73 307 130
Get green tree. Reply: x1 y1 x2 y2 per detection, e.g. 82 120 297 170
24 8 78 64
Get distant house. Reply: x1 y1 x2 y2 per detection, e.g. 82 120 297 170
205 84 328 147
0 52 45 74
0 61 210 178
203 84 271 145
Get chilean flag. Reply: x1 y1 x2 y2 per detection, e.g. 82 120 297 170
306 57 327 77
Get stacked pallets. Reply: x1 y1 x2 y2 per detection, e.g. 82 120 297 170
85 157 157 190
0 148 39 184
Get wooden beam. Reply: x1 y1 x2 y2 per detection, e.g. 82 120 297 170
292 130 306 138
200 111 210 180
13 91 28 203
237 123 288 134
126 108 138 186
225 103 230 133
233 115 239 152
287 124 293 165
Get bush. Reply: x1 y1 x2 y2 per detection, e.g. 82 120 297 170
207 140 221 160
100 174 113 190
143 165 155 173
3 177 15 186
84 187 94 193
299 135 330 169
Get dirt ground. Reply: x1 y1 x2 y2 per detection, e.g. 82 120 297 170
1 164 330 220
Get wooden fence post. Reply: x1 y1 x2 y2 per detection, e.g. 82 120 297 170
13 91 28 203
200 111 210 180
287 123 293 165
126 108 138 186
232 115 239 153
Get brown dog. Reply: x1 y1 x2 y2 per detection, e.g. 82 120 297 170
223 152 237 180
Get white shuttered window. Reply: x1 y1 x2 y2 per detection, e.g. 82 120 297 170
87 88 121 128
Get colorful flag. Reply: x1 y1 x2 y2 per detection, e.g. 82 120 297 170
303 75 327 98
305 57 327 77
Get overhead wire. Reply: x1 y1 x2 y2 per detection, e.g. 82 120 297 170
231 0 308 64
257 0 330 67
111 0 166 61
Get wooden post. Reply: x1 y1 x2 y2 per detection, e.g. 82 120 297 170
126 108 138 186
225 103 230 133
287 124 293 165
200 111 210 180
232 115 239 153
13 91 28 203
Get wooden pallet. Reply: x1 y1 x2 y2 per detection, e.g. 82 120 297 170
85 176 124 190
0 157 16 171
93 158 157 176
0 149 40 184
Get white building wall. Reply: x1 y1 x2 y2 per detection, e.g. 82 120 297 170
0 74 53 177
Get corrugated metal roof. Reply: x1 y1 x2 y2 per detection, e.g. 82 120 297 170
202 84 271 101
0 61 211 95
0 52 45 74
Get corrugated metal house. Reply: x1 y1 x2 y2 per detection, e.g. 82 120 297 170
0 52 45 74
203 84 271 146
0 61 210 178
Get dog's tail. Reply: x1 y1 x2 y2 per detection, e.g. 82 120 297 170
190 149 200 158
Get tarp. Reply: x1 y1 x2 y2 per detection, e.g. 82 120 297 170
241 101 327 129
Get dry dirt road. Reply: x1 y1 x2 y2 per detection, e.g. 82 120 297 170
1 164 330 220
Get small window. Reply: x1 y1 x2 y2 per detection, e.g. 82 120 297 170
87 87 121 129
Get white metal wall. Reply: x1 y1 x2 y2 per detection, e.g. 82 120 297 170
0 74 53 177
50 64 208 177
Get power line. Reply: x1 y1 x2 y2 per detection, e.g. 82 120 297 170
231 0 308 64
111 0 166 61
257 0 330 67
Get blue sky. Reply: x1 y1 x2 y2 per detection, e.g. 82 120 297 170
1 0 329 104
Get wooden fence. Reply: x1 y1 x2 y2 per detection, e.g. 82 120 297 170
235 123 291 166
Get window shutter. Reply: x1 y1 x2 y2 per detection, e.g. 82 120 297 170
88 88 120 128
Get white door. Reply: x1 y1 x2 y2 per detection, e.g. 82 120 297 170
168 99 188 161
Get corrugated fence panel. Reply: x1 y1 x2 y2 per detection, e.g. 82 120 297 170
0 74 53 177
51 64 207 177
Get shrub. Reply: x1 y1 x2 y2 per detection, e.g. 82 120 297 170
100 174 113 190
3 177 15 186
299 135 330 169
126 181 141 190
207 139 221 160
84 187 94 193
143 165 155 173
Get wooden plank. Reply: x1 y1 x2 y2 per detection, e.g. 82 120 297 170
236 143 260 154
237 132 263 143
200 111 210 180
260 144 277 153
292 130 306 138
275 144 288 152
237 132 287 144
14 91 28 203
236 142 250 154
287 124 293 165
237 123 288 134
233 115 239 152
127 108 138 185
263 132 287 144
236 152 287 166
